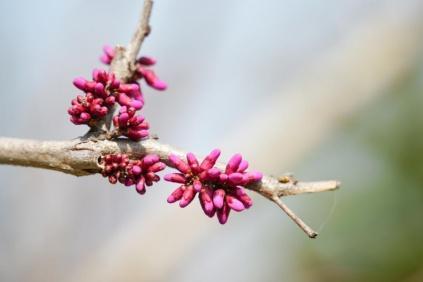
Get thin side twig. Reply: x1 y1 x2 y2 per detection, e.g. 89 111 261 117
272 196 318 238
126 0 154 66
95 0 154 132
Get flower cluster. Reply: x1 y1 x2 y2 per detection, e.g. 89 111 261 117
68 69 146 137
101 153 166 195
165 150 262 224
113 106 149 140
68 70 119 126
100 45 167 91
71 45 265 225
68 45 167 141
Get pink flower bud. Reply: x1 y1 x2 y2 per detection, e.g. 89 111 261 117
164 173 186 184
213 189 225 209
137 56 156 66
136 178 146 194
105 96 116 106
103 45 115 58
228 172 244 185
226 154 242 174
92 69 101 81
85 82 96 92
100 54 111 64
117 93 132 107
168 154 191 174
145 172 158 183
73 77 87 91
127 129 148 140
167 186 184 203
124 178 134 187
132 165 141 175
179 186 196 208
242 171 263 184
110 79 120 89
200 187 215 217
119 83 140 94
118 112 129 125
234 187 253 208
217 203 231 224
219 174 228 182
186 152 199 170
108 175 117 184
200 149 221 170
193 179 202 192
142 154 160 167
94 83 105 95
140 69 168 90
148 162 166 173
226 195 245 212
237 160 249 172
132 89 144 103
129 99 143 110
151 79 167 91
207 168 221 180
80 112 91 122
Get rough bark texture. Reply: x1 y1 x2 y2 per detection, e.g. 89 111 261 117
0 136 339 238
0 137 340 199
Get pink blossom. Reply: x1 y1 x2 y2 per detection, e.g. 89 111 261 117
164 150 262 224
113 106 149 141
116 83 144 110
100 44 167 91
69 68 145 131
136 68 167 91
101 153 165 195
68 93 114 125
73 69 120 95
99 45 115 64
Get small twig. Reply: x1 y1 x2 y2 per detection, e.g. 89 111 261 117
276 180 340 197
95 0 154 132
126 0 154 67
272 196 318 238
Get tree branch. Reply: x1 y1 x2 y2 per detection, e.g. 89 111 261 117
0 137 340 237
0 0 341 238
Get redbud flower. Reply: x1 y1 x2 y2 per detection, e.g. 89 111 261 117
68 93 114 125
113 106 149 141
101 153 165 195
100 44 167 91
69 69 120 126
211 154 262 224
165 150 262 224
136 67 167 91
69 68 145 129
165 150 220 213
100 45 115 65
117 83 144 110
73 69 120 96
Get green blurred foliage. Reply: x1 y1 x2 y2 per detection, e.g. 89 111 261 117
298 68 423 282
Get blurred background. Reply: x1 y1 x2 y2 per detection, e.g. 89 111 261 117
0 0 422 281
